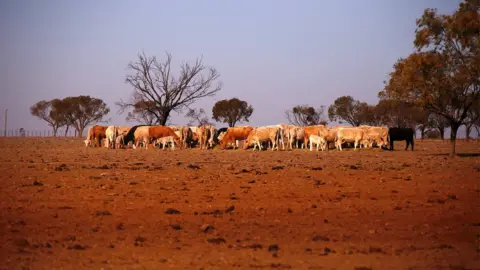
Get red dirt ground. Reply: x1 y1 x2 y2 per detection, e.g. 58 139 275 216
0 138 479 270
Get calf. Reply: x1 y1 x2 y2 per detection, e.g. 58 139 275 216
148 126 180 150
309 135 326 151
155 136 176 150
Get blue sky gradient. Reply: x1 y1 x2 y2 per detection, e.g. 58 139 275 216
1 0 464 136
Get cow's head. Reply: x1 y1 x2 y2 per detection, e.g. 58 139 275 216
84 139 91 147
173 137 181 147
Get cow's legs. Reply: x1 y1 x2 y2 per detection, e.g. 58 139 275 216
411 139 414 151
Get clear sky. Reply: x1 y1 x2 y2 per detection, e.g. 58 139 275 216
0 0 464 136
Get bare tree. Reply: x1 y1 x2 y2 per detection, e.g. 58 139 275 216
186 108 212 126
285 105 327 126
116 52 222 125
125 99 159 125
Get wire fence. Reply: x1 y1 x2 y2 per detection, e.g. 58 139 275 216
1 129 79 137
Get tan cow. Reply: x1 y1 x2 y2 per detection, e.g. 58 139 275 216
243 126 281 151
358 125 388 148
131 126 152 149
287 126 305 149
317 126 338 150
336 127 365 151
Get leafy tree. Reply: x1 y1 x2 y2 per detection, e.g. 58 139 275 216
30 99 65 136
117 52 222 125
328 96 369 126
285 105 327 126
125 100 158 125
212 98 253 127
380 1 480 155
186 108 212 126
60 96 110 137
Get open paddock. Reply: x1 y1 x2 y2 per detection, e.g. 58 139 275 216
0 138 479 269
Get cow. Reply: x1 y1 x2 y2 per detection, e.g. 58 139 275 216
303 125 326 149
169 126 184 147
318 126 338 150
105 126 119 149
84 125 107 147
207 126 217 148
214 127 228 144
309 134 326 151
147 126 180 150
181 127 194 149
122 125 151 149
335 127 365 151
219 126 254 150
155 136 176 150
359 126 389 148
261 125 286 150
287 127 305 149
196 125 210 150
115 134 126 149
387 127 414 151
243 126 282 151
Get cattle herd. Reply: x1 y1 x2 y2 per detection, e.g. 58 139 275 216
84 124 415 151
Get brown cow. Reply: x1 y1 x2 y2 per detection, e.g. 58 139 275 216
84 125 107 147
220 126 254 149
147 126 181 150
303 125 325 148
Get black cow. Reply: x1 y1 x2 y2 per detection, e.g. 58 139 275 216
387 127 415 151
122 125 149 146
214 127 228 144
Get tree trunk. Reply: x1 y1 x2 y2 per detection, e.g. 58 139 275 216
465 123 473 140
228 121 235 127
420 126 425 140
64 125 69 137
438 126 445 140
450 123 459 156
159 110 171 126
52 127 58 137
77 125 84 138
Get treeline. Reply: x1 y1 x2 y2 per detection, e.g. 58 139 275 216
30 0 479 155
30 96 109 137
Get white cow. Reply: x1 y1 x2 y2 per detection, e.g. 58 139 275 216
156 136 175 150
309 135 326 151
105 126 118 149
